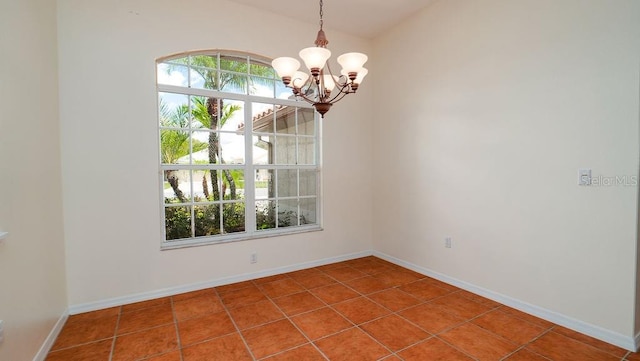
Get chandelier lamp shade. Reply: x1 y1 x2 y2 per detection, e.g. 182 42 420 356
271 0 368 117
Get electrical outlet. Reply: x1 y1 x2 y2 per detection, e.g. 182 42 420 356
445 237 452 248
250 253 257 264
0 320 4 343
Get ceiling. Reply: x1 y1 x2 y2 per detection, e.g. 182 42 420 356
226 0 435 39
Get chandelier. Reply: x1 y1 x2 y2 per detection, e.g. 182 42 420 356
271 0 368 117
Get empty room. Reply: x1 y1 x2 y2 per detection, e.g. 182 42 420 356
1 0 640 360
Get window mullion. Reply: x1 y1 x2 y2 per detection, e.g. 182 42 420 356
245 102 256 234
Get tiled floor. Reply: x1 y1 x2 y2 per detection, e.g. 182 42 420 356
47 256 640 361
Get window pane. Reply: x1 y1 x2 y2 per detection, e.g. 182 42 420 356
157 63 189 87
275 136 297 164
299 170 317 197
250 62 276 78
190 131 213 164
161 130 189 164
219 71 248 94
163 169 191 203
298 108 315 135
276 107 296 134
253 103 275 133
220 99 244 131
298 137 315 165
159 93 189 128
165 206 192 240
255 169 274 199
194 204 221 237
278 199 298 228
192 169 217 201
190 55 218 90
276 81 293 100
219 132 245 164
221 169 244 200
223 202 246 233
249 77 275 98
253 135 273 165
277 169 297 198
300 198 317 224
256 200 275 230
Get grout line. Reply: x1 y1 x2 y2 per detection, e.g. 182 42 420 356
108 306 122 361
215 286 259 361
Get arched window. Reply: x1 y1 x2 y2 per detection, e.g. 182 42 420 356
157 51 321 248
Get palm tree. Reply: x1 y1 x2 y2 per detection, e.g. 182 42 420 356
159 99 207 203
167 54 274 200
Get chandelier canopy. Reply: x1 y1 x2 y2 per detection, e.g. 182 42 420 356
271 0 368 117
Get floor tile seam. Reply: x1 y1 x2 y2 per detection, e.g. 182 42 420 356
354 322 427 356
497 344 553 361
218 294 259 361
493 307 555 330
107 307 123 361
116 319 177 336
544 326 629 359
431 334 482 361
46 337 116 355
169 297 186 361
312 325 394 360
389 334 439 356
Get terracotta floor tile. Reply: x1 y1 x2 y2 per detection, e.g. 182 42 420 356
253 274 290 285
553 325 628 358
214 280 255 295
344 276 390 294
144 350 182 361
227 300 285 330
430 293 492 320
502 348 550 361
121 297 171 313
241 319 308 359
46 339 112 361
499 306 554 329
262 343 326 361
322 266 367 282
293 273 337 289
399 279 454 301
117 303 174 334
352 261 395 275
272 291 325 316
332 297 390 324
314 327 390 361
399 337 474 361
291 307 353 340
422 277 461 292
173 294 225 321
259 278 305 298
526 331 619 361
627 351 640 361
315 262 347 271
177 311 236 346
288 267 322 278
360 314 430 351
471 309 546 345
112 325 178 361
399 303 466 334
372 269 423 287
310 283 359 304
51 314 118 351
439 323 518 361
172 288 216 302
220 285 268 309
182 333 252 361
66 307 120 323
456 290 502 308
367 288 422 312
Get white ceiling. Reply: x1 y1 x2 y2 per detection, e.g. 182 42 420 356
226 0 435 39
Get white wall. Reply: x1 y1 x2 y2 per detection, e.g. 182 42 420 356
57 0 373 306
373 0 639 344
0 1 68 360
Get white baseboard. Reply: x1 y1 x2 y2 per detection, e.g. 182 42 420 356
33 310 68 361
373 250 637 352
68 250 373 315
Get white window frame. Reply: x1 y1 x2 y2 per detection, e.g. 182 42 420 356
157 51 322 250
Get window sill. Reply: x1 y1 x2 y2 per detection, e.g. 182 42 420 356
161 225 323 250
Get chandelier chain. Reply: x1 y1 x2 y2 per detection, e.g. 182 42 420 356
319 0 324 29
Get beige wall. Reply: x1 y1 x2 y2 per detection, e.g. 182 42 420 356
57 0 374 306
0 0 68 360
372 0 639 342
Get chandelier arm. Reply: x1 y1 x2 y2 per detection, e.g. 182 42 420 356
324 85 351 104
